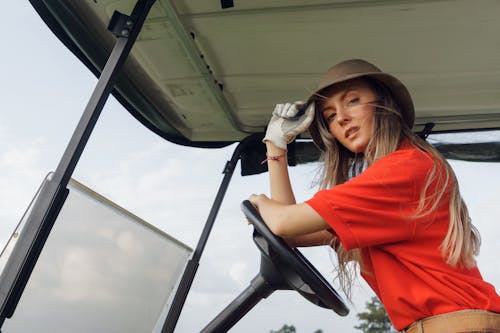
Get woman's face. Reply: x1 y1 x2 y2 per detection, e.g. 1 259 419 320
318 78 377 154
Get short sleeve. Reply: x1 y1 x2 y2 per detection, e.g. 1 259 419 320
306 146 435 251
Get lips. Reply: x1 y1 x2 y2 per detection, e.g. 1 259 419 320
345 127 360 138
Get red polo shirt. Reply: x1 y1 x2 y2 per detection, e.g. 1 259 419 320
306 141 500 330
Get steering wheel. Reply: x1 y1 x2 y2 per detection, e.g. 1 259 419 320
241 200 349 316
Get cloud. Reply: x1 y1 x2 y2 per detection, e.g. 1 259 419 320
449 160 500 285
0 131 50 245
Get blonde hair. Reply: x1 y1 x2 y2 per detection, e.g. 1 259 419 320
313 77 480 299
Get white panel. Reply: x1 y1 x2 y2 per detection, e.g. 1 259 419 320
1 177 191 333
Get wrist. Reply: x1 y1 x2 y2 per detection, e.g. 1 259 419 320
265 141 287 154
261 152 286 164
262 134 287 150
262 142 287 164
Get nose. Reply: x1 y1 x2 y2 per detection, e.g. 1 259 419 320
335 105 351 125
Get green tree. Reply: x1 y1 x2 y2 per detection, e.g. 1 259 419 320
270 324 296 333
269 324 323 333
354 297 396 333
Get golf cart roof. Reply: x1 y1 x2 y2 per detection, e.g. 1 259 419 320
29 0 500 149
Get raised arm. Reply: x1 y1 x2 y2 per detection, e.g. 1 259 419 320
262 102 314 203
265 141 296 204
255 102 332 247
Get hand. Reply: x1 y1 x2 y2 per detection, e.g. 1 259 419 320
263 101 315 150
248 193 266 210
246 194 266 224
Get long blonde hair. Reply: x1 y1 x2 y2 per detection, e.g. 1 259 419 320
313 77 480 298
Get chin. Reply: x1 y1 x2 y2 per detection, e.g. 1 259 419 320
350 148 365 154
346 143 368 154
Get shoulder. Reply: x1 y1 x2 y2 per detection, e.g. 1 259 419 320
366 140 436 181
377 140 433 166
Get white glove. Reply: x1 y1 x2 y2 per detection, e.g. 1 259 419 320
263 101 315 150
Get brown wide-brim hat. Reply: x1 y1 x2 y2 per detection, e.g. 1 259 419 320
307 59 415 151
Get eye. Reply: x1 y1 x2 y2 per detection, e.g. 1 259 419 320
346 97 360 106
325 112 336 122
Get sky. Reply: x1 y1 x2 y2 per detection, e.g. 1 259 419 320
0 2 499 333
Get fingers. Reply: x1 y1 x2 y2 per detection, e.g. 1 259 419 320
305 102 315 114
281 102 315 135
292 101 306 115
248 193 259 206
267 101 315 147
284 103 296 118
294 102 315 126
303 102 315 124
272 103 284 117
273 102 305 119
247 194 262 225
248 193 270 209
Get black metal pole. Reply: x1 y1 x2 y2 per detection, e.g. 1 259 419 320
199 275 273 333
161 136 259 333
0 0 156 328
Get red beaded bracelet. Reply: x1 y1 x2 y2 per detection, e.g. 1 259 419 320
260 153 286 164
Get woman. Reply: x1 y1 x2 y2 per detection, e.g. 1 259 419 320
249 59 500 332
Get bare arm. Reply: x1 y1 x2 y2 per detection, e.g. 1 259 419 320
259 103 328 246
249 194 330 238
284 230 336 248
265 141 296 204
261 101 314 205
262 143 332 247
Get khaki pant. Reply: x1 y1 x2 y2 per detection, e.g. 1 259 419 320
401 310 500 333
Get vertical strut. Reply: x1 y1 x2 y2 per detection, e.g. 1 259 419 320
161 135 259 333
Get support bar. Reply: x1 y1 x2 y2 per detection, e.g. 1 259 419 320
161 134 260 333
200 275 274 333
